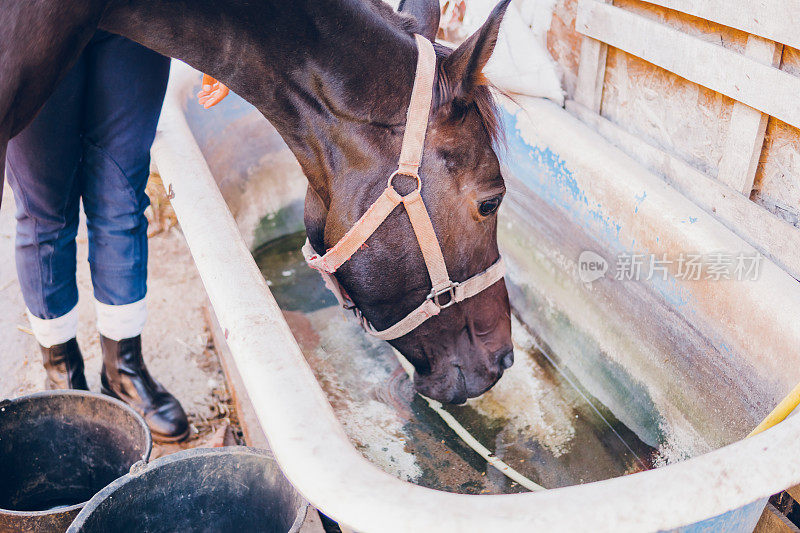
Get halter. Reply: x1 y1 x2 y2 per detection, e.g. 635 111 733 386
302 34 505 341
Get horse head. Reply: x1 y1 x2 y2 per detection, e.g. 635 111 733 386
304 0 513 404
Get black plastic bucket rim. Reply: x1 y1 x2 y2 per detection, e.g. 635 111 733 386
67 446 309 533
0 389 152 521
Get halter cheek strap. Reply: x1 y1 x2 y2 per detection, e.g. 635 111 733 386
302 34 505 341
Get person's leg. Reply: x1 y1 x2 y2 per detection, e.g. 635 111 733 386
81 30 166 319
5 54 88 390
81 31 188 442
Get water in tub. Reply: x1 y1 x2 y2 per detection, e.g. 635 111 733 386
255 232 656 493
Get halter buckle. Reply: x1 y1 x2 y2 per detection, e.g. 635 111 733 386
428 282 460 309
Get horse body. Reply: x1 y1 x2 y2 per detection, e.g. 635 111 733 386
0 0 513 404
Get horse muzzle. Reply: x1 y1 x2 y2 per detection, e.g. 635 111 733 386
412 346 513 404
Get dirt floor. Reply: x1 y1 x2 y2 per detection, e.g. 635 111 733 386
0 176 241 456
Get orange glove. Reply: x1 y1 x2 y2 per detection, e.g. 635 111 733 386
197 74 229 108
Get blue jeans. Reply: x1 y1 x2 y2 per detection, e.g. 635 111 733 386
5 31 170 320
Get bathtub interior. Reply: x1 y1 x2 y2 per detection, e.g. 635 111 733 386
253 230 657 492
181 87 774 495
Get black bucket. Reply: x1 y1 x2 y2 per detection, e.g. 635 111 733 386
0 390 151 532
68 447 308 533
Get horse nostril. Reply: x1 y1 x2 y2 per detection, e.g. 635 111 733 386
450 366 468 404
500 350 514 369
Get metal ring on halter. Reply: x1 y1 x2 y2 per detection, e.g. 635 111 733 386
387 170 422 193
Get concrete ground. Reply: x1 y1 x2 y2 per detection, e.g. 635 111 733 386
0 178 236 454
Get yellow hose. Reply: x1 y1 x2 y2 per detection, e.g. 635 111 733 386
747 381 800 438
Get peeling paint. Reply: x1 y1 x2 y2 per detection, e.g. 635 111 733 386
503 104 691 310
634 191 647 213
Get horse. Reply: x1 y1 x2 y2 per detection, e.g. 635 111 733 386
0 0 513 404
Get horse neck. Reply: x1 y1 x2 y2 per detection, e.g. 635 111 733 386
100 0 419 196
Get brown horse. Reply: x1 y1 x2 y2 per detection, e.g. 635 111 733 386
0 0 513 404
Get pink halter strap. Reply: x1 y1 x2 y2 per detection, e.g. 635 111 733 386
302 34 505 340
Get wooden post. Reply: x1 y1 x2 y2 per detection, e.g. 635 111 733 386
574 0 611 112
716 35 783 195
753 502 800 532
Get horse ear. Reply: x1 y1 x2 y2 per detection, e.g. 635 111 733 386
397 0 440 41
443 0 510 100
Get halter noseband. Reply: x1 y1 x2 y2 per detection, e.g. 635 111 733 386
302 34 505 340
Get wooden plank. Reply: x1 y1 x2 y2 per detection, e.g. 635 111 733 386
640 0 800 51
753 503 800 533
787 485 800 504
574 36 608 112
574 0 611 112
717 102 769 194
204 303 270 449
565 99 800 282
299 509 327 533
717 35 783 195
575 0 800 131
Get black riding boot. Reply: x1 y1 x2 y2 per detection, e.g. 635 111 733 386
40 338 89 390
99 334 189 443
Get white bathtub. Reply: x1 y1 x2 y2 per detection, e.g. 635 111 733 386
151 60 800 532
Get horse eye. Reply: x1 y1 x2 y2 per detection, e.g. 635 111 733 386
478 196 502 217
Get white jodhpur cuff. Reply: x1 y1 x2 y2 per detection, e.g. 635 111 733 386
27 304 79 348
95 298 147 341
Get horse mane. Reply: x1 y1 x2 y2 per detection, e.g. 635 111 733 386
366 0 418 33
367 0 503 146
